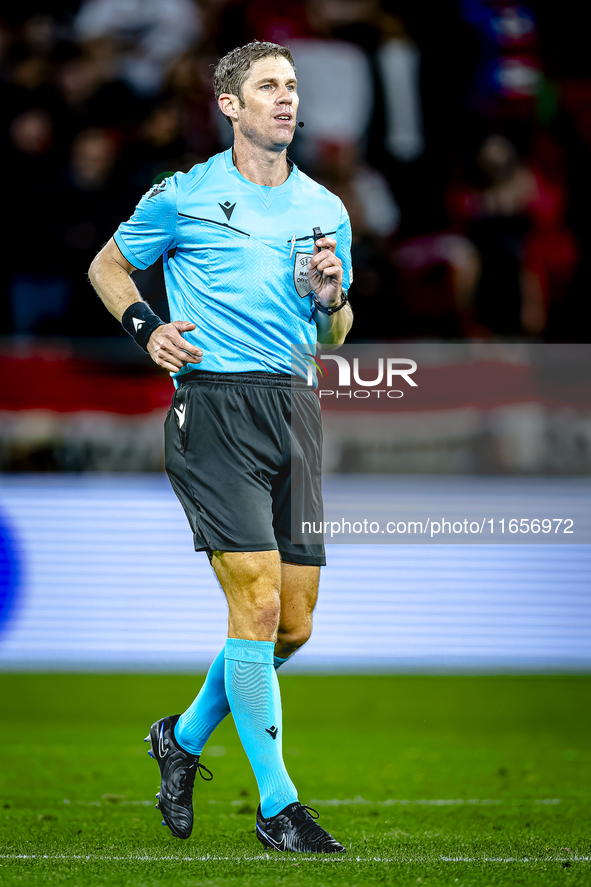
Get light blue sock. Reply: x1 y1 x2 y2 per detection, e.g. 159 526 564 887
174 648 227 755
225 638 298 818
175 648 290 755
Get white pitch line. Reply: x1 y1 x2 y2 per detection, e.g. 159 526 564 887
66 797 562 808
308 798 561 807
1 854 589 864
439 857 590 863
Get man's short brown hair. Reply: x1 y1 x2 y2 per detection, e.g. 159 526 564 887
213 41 296 127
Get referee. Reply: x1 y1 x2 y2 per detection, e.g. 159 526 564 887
89 41 353 854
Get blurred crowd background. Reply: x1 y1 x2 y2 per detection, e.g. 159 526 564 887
2 0 591 474
2 0 591 344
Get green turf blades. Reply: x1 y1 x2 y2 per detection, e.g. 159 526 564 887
0 674 590 886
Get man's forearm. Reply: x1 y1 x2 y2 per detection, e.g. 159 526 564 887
315 303 353 348
88 239 142 321
89 240 202 372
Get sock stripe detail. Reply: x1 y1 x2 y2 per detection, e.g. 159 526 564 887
175 645 291 757
224 638 275 664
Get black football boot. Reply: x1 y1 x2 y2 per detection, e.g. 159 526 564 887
256 802 346 853
145 714 212 839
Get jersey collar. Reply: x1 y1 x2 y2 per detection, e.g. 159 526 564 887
224 148 297 207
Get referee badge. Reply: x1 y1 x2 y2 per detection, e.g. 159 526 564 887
293 252 313 298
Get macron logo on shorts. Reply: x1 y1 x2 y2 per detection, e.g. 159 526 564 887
174 404 186 428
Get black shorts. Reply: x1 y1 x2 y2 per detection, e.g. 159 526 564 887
164 370 326 567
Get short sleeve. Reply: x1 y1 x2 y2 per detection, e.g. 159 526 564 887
114 176 178 270
336 201 353 291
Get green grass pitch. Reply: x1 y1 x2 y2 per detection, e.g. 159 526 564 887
0 674 589 886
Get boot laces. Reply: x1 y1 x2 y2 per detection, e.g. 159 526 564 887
300 805 319 820
179 760 213 800
293 804 334 846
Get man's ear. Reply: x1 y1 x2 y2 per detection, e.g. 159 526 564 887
218 94 239 122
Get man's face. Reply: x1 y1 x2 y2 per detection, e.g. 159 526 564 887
232 55 299 150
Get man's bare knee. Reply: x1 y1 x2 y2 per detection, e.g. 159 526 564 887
212 550 282 641
241 599 281 638
276 620 313 658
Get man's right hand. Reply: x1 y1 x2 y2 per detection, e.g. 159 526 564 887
147 321 203 373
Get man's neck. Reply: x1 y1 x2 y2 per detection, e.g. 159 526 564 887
232 134 291 187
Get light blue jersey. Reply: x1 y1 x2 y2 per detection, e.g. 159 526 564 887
114 149 353 382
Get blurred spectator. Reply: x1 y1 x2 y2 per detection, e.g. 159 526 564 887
520 130 579 334
392 232 483 339
288 36 374 158
4 107 68 335
447 132 577 336
20 14 58 55
55 43 142 143
0 43 56 130
164 50 221 159
73 0 202 96
0 19 13 73
287 0 424 165
448 134 534 334
377 37 424 163
308 140 401 339
312 141 400 239
68 126 119 190
9 106 54 155
121 96 198 196
59 127 134 334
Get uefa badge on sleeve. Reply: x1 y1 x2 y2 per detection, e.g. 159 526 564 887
293 252 314 297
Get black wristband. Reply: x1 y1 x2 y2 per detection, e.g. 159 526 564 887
313 290 349 316
121 302 165 352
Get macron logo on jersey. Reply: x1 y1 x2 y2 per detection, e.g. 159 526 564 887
219 200 236 222
174 404 186 428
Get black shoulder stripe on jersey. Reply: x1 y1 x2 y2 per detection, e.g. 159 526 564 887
287 230 337 243
178 213 250 237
